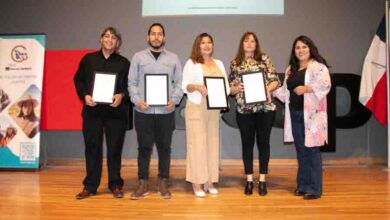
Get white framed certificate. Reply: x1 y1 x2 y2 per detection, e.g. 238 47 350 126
241 71 267 104
145 74 168 106
204 76 228 109
92 72 117 104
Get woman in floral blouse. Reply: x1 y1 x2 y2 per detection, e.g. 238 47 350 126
229 32 280 196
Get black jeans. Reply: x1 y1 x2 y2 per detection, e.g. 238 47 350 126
82 117 126 193
236 111 276 174
290 111 322 196
134 111 175 180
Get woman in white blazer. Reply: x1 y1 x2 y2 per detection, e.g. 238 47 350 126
182 33 230 197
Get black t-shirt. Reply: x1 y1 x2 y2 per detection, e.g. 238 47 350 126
287 68 306 111
151 50 161 60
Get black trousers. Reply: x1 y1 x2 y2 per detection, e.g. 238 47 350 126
82 117 126 193
134 111 175 180
236 111 276 175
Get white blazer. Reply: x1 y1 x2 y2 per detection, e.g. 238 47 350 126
182 59 230 104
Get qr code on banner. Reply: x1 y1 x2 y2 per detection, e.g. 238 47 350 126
20 142 36 161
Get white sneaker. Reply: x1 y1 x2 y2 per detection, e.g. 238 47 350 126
204 182 218 195
192 183 206 198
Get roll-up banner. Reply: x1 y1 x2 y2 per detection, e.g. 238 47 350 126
0 34 45 169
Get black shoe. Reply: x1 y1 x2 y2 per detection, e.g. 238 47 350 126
258 181 267 196
294 189 305 196
244 181 254 195
303 194 321 200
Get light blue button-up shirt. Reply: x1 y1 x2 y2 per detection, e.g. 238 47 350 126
128 48 183 114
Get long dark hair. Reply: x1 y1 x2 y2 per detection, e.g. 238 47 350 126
5 127 16 138
289 35 329 74
190 33 214 64
233 32 263 65
17 101 38 122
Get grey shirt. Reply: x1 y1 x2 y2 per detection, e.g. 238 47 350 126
128 48 183 114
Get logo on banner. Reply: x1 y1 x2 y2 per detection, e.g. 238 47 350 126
11 45 28 63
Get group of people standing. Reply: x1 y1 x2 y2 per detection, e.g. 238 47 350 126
73 23 331 201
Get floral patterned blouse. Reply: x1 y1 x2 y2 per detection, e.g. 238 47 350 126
229 53 280 114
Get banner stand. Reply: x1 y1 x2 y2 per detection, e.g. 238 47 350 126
0 34 45 169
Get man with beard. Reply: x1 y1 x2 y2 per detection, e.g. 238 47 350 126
128 23 183 200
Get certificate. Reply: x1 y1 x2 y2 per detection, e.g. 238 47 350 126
204 76 228 109
92 72 117 104
241 71 267 104
145 74 169 106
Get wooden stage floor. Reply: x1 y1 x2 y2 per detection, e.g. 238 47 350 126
1 164 389 220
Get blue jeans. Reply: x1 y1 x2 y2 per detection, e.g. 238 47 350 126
290 111 322 196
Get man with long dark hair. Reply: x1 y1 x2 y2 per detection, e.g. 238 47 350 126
74 27 130 200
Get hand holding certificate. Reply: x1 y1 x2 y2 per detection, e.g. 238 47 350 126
145 74 169 106
92 72 117 104
241 72 267 104
204 76 228 109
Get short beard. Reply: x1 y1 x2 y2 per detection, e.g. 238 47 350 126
148 40 165 50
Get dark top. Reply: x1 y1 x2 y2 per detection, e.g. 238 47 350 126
74 50 131 119
150 50 161 60
287 68 306 111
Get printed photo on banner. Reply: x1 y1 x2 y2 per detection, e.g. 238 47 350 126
8 84 41 139
0 116 17 148
0 88 11 112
